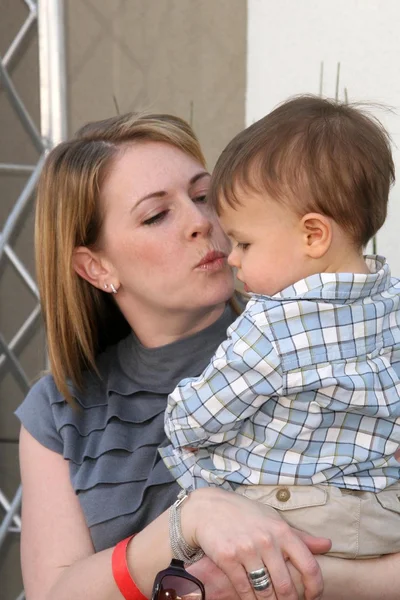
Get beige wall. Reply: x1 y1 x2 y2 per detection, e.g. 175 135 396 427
66 0 247 167
0 1 247 597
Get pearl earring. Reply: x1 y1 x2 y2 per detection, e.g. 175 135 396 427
110 283 118 294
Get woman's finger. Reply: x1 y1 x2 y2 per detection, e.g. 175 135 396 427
242 552 278 600
226 561 276 600
256 539 298 600
212 540 274 600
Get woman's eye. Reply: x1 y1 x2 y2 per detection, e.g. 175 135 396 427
237 242 250 250
193 195 207 204
142 211 168 226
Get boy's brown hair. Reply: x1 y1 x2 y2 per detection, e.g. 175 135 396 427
209 95 395 247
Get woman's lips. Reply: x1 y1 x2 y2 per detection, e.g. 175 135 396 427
195 250 227 271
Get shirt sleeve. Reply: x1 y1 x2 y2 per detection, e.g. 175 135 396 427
165 309 283 449
15 374 64 454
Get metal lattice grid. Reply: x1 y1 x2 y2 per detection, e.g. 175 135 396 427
0 0 67 597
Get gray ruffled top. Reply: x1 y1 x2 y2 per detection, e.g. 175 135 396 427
15 304 236 551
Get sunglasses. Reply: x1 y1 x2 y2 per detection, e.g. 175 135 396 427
151 558 205 600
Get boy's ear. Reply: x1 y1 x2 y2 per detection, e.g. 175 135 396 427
72 246 116 290
301 213 332 258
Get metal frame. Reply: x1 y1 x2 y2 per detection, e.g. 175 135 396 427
0 1 67 597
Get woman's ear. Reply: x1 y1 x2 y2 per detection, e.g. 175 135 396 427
72 246 114 290
301 213 332 259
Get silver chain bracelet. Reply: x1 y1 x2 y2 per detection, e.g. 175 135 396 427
169 489 205 565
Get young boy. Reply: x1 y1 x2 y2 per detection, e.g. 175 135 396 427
160 96 400 558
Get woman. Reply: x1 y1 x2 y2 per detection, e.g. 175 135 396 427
16 112 400 600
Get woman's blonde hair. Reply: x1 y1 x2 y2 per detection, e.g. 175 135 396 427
35 113 206 402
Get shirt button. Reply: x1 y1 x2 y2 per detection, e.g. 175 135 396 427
276 488 291 502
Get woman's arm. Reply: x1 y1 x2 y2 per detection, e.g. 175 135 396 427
20 426 328 600
20 425 176 600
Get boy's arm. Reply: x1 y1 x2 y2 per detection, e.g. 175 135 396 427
165 312 282 449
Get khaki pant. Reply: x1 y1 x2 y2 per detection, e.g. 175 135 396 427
235 482 400 558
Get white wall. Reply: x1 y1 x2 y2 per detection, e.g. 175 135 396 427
247 0 400 272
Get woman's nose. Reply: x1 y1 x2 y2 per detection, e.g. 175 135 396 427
188 205 213 239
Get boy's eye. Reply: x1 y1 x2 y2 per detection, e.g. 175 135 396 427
142 210 168 226
193 195 207 203
237 242 250 250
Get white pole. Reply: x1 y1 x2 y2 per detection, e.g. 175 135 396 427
38 0 68 147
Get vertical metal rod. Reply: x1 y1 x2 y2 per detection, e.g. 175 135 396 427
38 0 68 146
335 62 341 101
189 100 194 127
319 61 324 97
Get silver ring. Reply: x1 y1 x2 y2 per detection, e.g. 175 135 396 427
248 567 271 591
248 568 267 580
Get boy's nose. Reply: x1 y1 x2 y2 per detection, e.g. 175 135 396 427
227 249 240 268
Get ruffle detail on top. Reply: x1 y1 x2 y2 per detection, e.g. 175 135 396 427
57 386 177 526
54 391 167 443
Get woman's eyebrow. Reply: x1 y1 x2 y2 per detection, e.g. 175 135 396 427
131 190 167 212
132 171 210 211
189 171 210 187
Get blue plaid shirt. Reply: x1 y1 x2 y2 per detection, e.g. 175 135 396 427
160 256 400 493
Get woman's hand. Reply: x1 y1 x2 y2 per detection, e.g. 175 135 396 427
182 488 331 600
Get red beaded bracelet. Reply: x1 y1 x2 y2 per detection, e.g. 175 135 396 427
112 534 148 600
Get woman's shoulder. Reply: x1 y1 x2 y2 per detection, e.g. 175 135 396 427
14 338 125 452
15 373 65 453
18 372 63 411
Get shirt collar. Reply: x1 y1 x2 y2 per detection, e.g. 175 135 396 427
255 255 391 303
